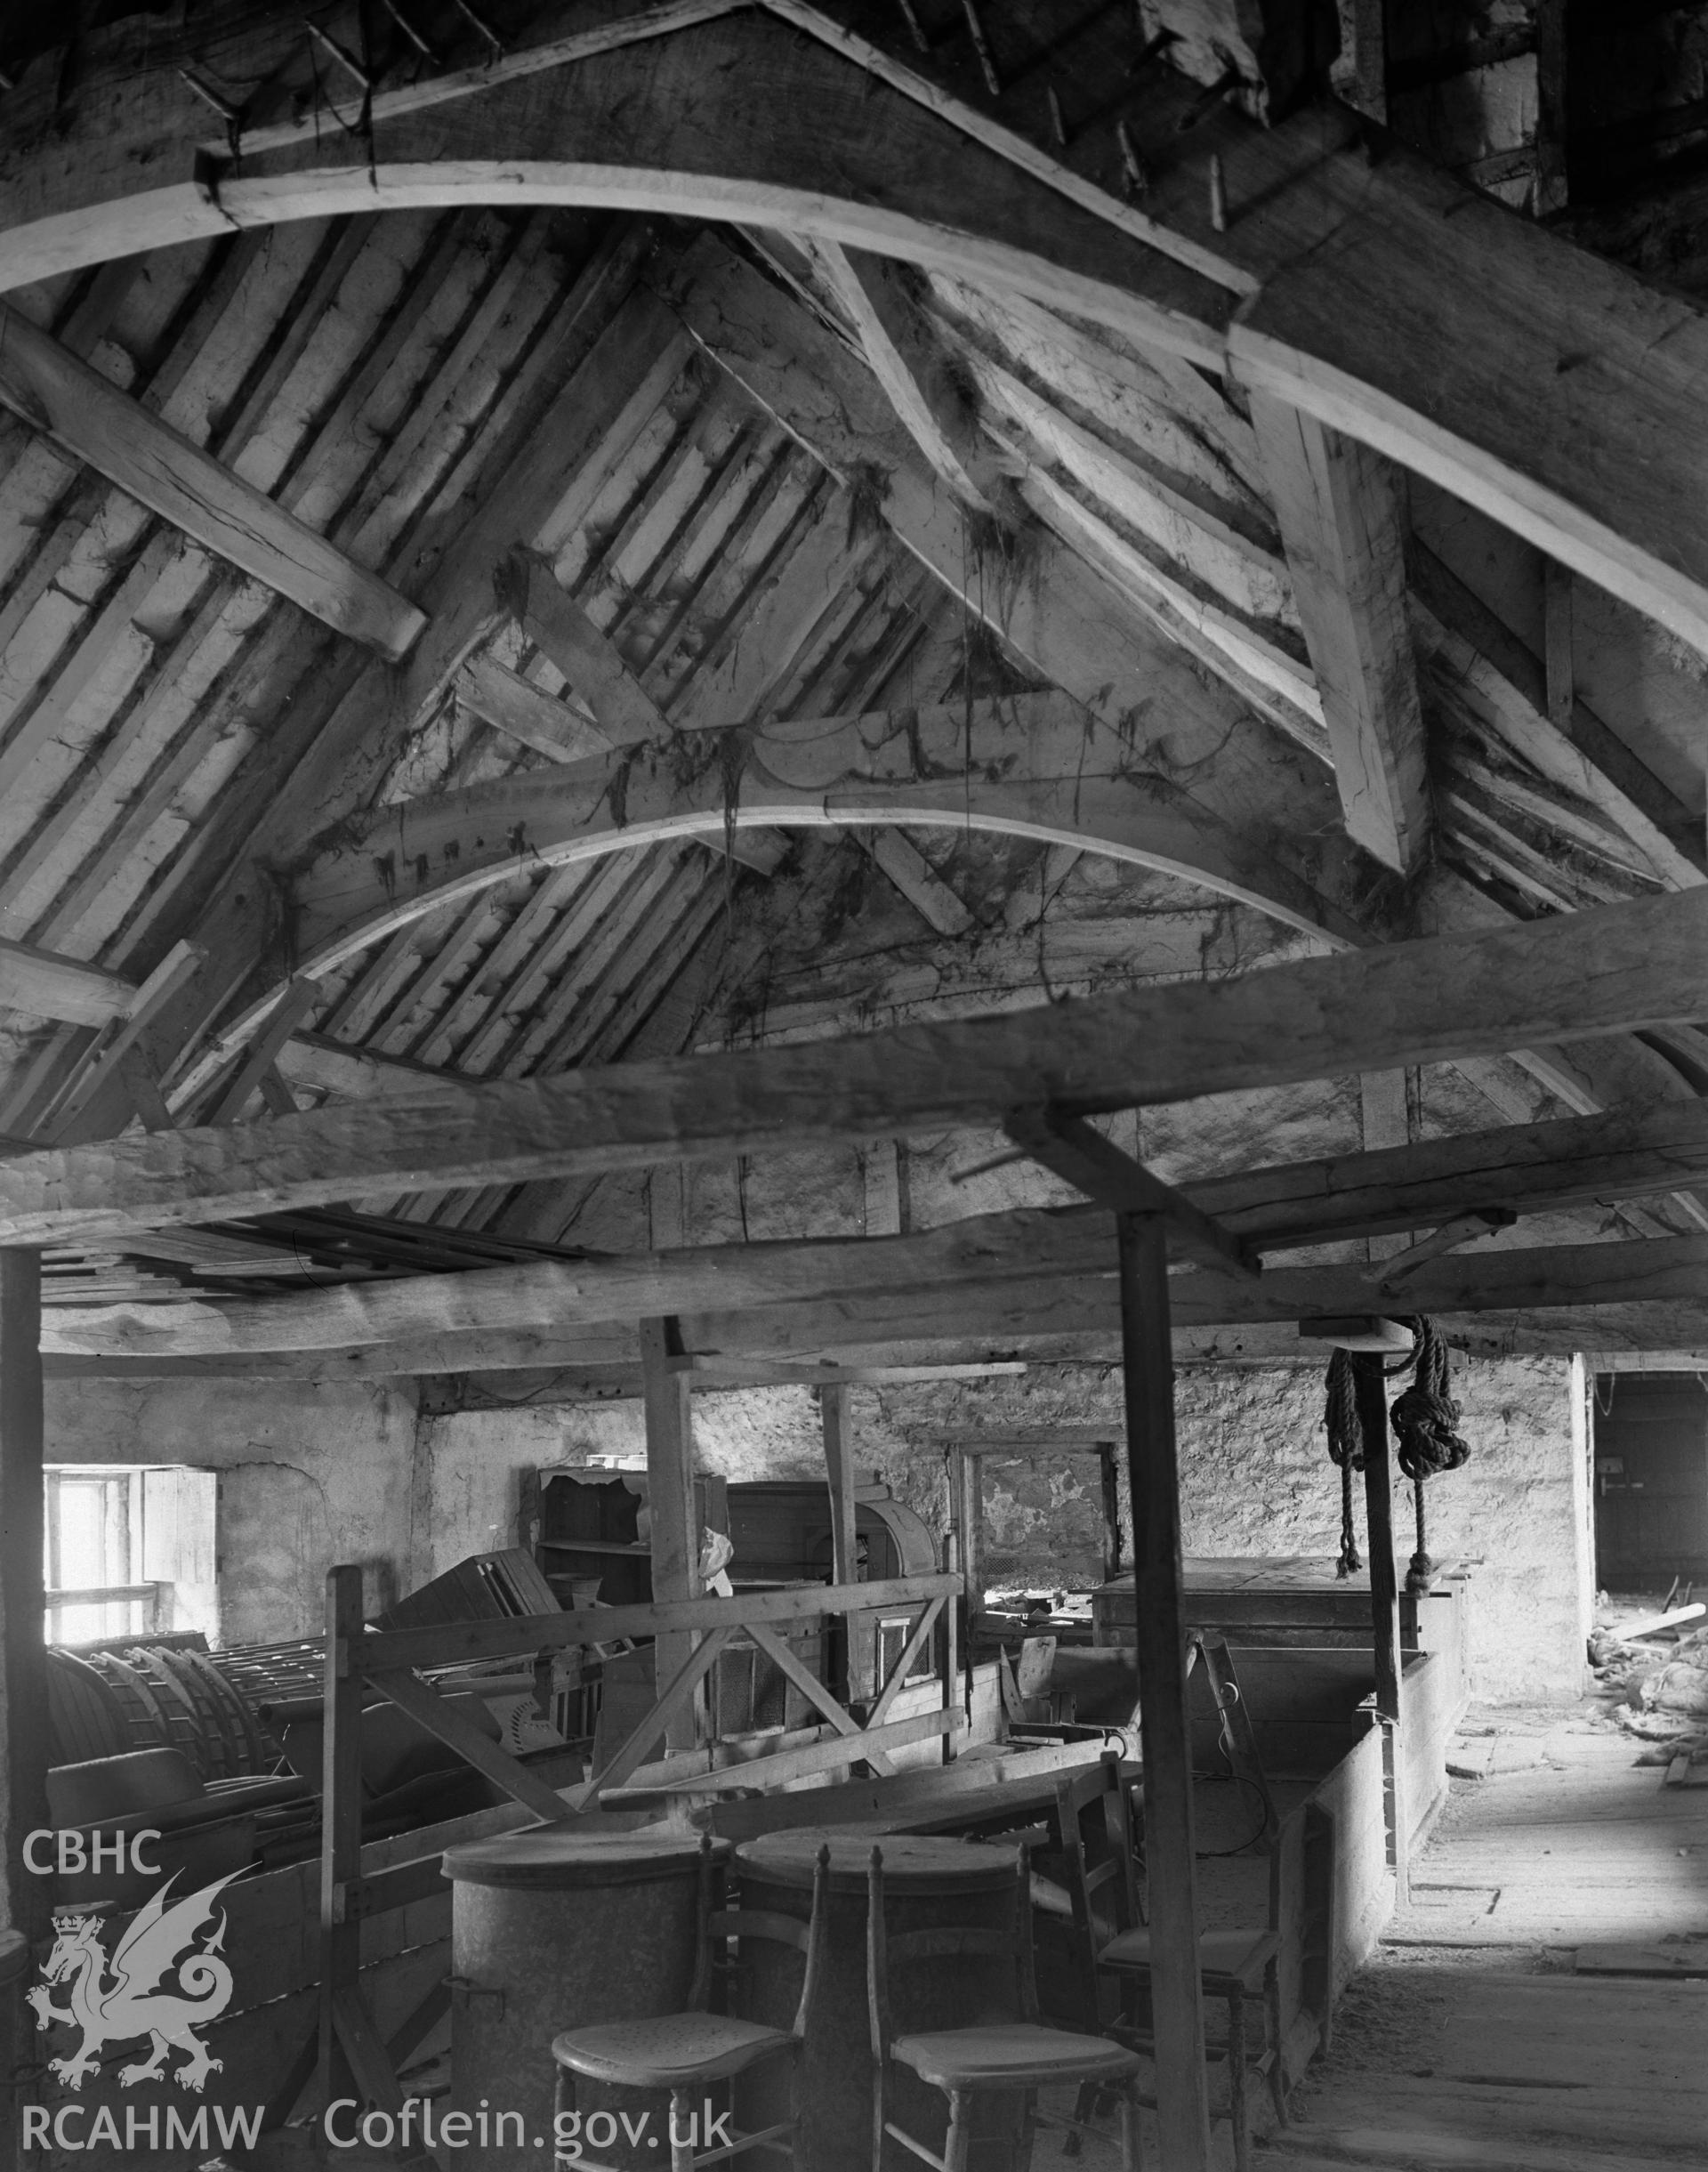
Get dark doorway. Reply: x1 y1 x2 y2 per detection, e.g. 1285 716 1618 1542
1593 1373 1708 1591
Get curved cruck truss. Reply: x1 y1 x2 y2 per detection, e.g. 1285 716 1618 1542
0 0 1704 1361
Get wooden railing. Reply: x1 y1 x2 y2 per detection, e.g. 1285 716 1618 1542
310 1564 964 2144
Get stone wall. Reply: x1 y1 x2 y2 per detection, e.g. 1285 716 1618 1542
43 1339 1588 1700
860 1356 1588 1704
421 1350 1590 1704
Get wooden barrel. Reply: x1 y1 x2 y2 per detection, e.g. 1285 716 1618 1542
441 1826 728 2166
733 1827 1021 2172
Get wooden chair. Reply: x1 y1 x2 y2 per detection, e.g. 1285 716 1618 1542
866 1842 1145 2172
552 1836 828 2172
1057 1760 1288 2172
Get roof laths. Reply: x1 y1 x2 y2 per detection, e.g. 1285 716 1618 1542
9 1 1708 658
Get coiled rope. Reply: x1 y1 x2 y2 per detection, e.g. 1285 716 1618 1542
1390 1316 1471 1595
1323 1318 1470 1589
1322 1349 1364 1578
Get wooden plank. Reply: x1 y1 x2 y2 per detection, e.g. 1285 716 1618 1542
0 939 132 1029
0 303 425 660
504 553 669 741
811 241 1001 511
205 980 323 1126
857 829 976 938
318 1565 366 2116
1544 560 1575 733
573 1624 736 1807
35 940 205 1148
1 1246 48 2002
1574 1944 1708 1976
1246 392 1430 874
610 1705 964 1805
742 1619 895 1774
1004 1106 1257 1280
455 651 611 763
822 1379 862 1699
10 886 1708 1246
1116 1211 1212 2170
867 1598 944 1726
1410 544 1704 886
363 1667 576 1825
1354 1353 1408 1909
364 1573 960 1675
640 1315 703 1754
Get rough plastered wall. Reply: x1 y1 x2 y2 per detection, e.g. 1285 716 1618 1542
44 1378 418 1645
423 1350 1587 1702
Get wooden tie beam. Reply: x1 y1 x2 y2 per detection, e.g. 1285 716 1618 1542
3 886 1705 1249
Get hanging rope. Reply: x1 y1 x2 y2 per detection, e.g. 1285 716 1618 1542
1390 1317 1471 1595
1323 1349 1364 1578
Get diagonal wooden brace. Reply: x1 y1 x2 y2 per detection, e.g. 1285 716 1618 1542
1004 1106 1259 1280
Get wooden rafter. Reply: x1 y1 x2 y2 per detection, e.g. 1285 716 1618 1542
809 240 1004 513
0 306 426 661
4 885 1706 1247
0 938 133 1029
852 830 975 937
1246 392 1430 875
114 238 680 1110
7 3 1708 658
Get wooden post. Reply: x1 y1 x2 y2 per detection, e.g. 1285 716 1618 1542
822 1383 863 1700
940 1530 960 1765
954 1448 980 1618
640 1317 703 1754
1099 1440 1123 1581
2 1250 48 2172
1353 1352 1409 1906
1116 1213 1213 2172
318 1563 365 2110
315 1567 434 2165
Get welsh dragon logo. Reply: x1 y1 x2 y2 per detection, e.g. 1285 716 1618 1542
26 1870 240 2094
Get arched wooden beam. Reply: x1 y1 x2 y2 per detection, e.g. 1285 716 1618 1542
0 12 1226 365
289 691 1357 964
8 5 1708 654
168 693 1353 1101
